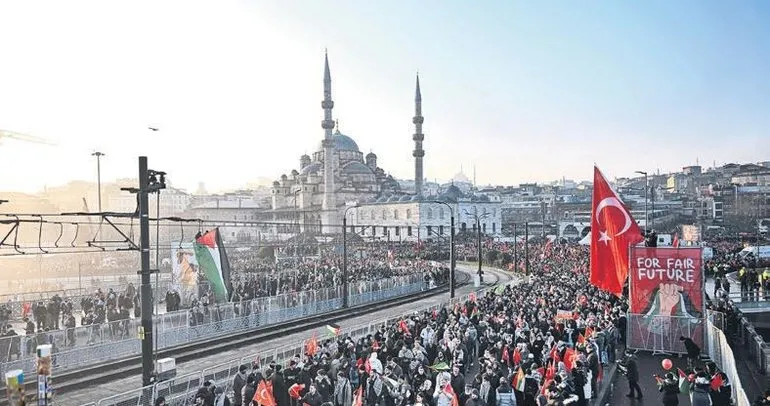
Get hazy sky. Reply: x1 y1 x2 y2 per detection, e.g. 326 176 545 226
1 0 769 194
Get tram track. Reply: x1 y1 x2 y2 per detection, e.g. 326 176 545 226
8 265 517 405
21 270 473 398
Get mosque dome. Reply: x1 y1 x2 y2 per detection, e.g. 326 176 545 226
439 185 463 202
341 162 374 175
300 162 322 175
318 130 360 152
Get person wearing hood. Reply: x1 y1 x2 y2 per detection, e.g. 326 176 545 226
233 365 248 406
333 370 353 406
273 364 290 406
690 374 711 406
370 352 384 375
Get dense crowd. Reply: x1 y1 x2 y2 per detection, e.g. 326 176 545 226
173 243 632 406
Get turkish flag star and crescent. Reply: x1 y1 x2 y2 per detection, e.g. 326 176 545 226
590 166 644 296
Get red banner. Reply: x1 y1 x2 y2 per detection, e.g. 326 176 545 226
628 247 704 353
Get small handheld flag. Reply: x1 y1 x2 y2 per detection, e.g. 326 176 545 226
326 323 341 337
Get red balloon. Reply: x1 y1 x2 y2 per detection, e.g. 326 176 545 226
662 358 673 370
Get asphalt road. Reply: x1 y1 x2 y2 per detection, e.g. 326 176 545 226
58 265 516 405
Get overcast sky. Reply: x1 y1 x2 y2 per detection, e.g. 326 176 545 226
1 0 769 193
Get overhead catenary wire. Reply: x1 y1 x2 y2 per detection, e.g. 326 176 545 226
0 211 434 257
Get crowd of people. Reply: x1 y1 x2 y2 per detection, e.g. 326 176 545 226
172 243 633 406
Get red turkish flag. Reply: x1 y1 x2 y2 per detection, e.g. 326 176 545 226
590 166 644 296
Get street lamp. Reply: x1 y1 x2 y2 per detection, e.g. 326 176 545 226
464 207 489 284
342 205 358 308
635 171 648 232
92 151 106 212
429 200 455 298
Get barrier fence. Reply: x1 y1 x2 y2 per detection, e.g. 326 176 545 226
0 272 432 389
626 313 702 354
92 276 517 406
705 311 751 406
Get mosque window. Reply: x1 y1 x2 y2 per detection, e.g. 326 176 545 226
394 209 399 220
407 226 413 236
439 225 444 235
406 209 412 219
492 223 496 233
371 210 376 220
395 227 400 236
427 208 433 220
439 208 445 220
382 210 387 220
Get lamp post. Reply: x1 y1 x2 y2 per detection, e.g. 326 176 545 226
431 200 455 298
464 207 489 284
524 222 529 274
635 171 648 232
342 205 358 308
135 157 166 387
513 223 518 272
293 189 301 258
92 151 105 212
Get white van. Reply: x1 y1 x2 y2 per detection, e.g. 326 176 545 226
738 246 770 260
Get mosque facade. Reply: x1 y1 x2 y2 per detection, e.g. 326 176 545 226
267 53 419 236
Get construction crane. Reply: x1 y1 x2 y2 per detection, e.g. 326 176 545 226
0 129 56 146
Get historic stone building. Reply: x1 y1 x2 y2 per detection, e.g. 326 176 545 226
265 53 413 237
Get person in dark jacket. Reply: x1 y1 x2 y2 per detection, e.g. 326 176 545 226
242 376 257 406
233 365 248 406
273 364 291 406
658 373 680 406
302 383 324 406
619 350 642 399
680 336 701 368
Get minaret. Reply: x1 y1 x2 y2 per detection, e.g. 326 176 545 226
321 51 337 230
412 73 425 197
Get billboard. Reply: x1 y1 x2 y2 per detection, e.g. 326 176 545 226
171 243 201 306
628 247 704 353
681 225 701 242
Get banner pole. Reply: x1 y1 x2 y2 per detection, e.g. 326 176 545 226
626 244 632 352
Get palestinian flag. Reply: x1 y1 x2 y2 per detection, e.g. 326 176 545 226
429 361 450 371
193 228 232 302
326 323 341 337
677 368 690 393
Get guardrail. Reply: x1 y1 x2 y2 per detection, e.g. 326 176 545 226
0 273 432 389
92 274 517 406
705 311 751 406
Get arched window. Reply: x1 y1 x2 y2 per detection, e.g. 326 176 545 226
406 209 412 219
427 208 433 220
439 208 445 220
394 209 399 220
382 209 387 220
371 210 376 220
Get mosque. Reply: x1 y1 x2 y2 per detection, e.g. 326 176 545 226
268 53 425 235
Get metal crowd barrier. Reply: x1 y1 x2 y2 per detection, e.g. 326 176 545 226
0 273 432 389
93 276 516 406
705 315 751 406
